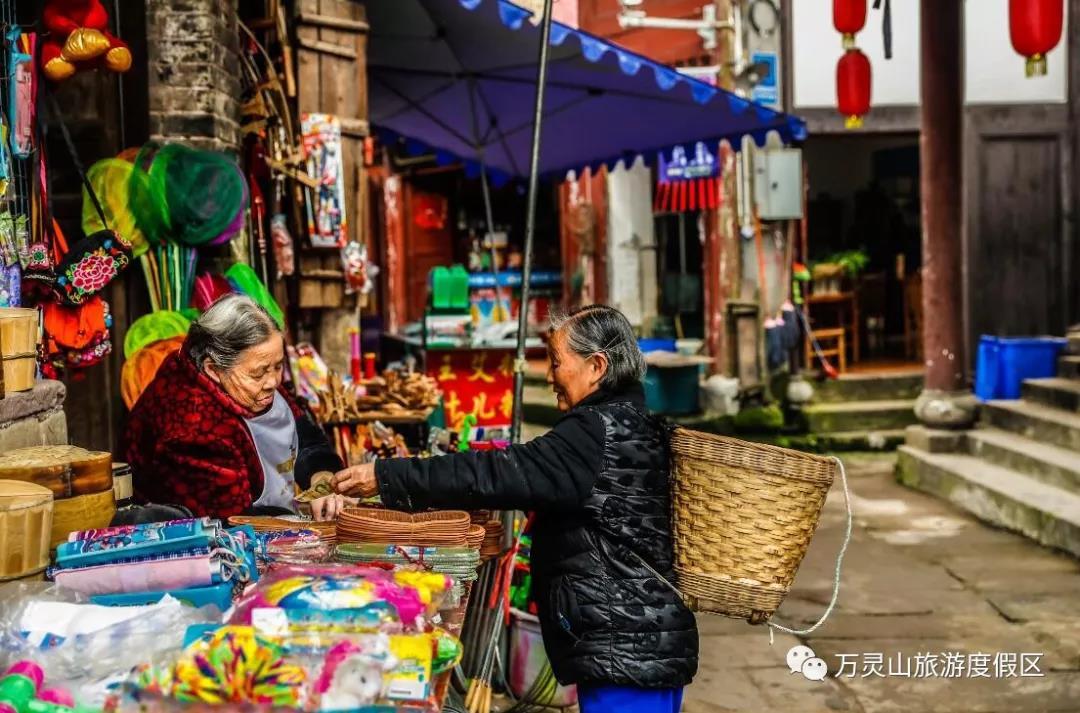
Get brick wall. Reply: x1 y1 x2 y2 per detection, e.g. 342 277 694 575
147 0 241 151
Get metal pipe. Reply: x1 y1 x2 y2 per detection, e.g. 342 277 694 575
617 13 734 31
510 0 555 445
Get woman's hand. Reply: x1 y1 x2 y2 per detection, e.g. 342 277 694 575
309 493 356 520
331 463 378 498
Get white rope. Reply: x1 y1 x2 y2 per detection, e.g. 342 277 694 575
767 456 853 644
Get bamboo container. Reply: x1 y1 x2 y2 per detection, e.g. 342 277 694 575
0 446 113 499
0 308 38 396
0 480 54 580
50 489 116 548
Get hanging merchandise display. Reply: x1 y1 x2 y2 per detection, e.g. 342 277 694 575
82 158 148 256
39 0 132 82
1009 0 1064 77
7 28 36 159
301 113 348 248
226 262 285 329
39 0 131 82
123 310 190 360
834 0 871 128
271 212 295 278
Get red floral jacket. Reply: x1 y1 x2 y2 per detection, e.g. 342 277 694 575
123 348 341 519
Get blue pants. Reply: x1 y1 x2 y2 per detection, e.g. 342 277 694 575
578 685 684 713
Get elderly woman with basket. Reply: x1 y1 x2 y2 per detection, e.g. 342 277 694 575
332 305 698 713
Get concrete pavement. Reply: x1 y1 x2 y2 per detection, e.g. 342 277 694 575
683 453 1080 713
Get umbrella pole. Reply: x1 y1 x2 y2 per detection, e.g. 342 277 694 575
510 0 556 446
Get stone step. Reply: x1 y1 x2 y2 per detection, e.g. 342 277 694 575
1060 356 1080 379
965 427 1080 494
811 371 923 404
982 399 1080 453
804 399 918 434
1022 377 1080 413
896 446 1080 557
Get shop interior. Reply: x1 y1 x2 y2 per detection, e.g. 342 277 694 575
803 134 923 372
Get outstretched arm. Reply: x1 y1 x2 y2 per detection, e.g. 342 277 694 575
333 412 604 512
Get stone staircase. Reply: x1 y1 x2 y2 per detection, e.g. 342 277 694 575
802 369 922 450
897 328 1080 557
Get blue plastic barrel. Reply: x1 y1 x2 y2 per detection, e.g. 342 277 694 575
637 337 677 353
975 336 1067 401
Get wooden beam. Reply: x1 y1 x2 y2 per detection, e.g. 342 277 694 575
339 117 370 138
297 12 370 33
296 36 357 59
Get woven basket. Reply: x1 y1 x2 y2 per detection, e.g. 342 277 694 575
670 428 836 623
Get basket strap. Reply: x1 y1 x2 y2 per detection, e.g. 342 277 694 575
766 456 853 641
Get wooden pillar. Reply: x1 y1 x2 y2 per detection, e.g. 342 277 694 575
916 0 974 427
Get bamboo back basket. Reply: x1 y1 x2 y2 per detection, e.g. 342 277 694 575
669 428 837 623
0 308 37 396
0 480 54 580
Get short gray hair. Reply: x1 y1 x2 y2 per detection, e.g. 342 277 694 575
551 305 646 391
187 294 280 372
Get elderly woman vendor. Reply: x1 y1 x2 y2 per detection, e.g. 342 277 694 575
331 305 698 713
124 295 352 520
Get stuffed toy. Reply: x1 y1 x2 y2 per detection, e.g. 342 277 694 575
40 0 132 82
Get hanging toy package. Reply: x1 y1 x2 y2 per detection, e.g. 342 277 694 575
271 213 295 279
340 240 377 296
8 28 36 159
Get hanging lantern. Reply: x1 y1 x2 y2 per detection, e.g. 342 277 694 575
836 48 871 129
1009 0 1064 77
833 0 868 48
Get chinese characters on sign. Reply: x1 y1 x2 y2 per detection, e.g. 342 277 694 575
830 652 1044 679
427 349 515 431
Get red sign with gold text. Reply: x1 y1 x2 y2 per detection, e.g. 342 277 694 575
426 349 515 431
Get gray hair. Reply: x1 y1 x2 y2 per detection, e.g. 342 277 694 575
187 294 280 372
551 305 646 391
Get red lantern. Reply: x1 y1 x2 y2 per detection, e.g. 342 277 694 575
836 48 871 129
833 0 867 47
1009 0 1064 77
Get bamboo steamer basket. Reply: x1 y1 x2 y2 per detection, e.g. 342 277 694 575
669 428 836 623
50 489 116 548
0 308 38 396
0 446 113 499
0 481 54 580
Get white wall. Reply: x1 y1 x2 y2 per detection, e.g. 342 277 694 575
791 0 1068 109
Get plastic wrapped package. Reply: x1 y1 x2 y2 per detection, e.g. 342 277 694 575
0 583 221 710
228 564 452 636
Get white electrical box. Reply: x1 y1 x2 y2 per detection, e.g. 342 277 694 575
753 148 803 220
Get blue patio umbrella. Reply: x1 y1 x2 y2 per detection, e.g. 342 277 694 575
367 0 807 182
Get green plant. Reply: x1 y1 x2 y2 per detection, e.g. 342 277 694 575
818 248 870 277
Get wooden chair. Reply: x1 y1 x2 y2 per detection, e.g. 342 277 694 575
805 326 847 374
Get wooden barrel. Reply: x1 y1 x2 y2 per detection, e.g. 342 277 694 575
0 446 113 499
0 308 37 396
0 481 54 580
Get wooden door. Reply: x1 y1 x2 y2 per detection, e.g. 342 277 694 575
404 185 454 323
965 105 1076 352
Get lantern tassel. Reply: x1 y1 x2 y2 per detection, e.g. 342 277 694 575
1026 53 1048 77
844 115 864 130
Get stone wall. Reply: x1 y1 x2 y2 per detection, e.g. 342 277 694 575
0 381 68 452
146 0 241 151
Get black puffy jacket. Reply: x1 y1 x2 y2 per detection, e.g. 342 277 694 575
375 384 699 689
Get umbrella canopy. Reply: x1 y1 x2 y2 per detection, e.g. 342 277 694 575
367 0 807 182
